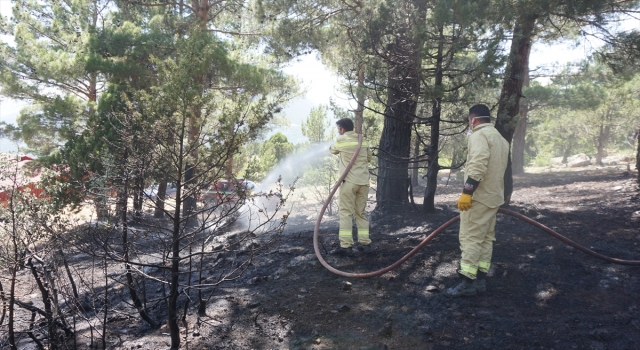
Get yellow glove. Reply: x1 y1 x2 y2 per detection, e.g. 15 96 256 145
457 193 472 211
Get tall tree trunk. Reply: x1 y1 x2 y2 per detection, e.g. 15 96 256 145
423 25 445 213
376 41 421 211
596 126 604 166
123 229 158 328
27 258 57 350
183 163 197 226
412 134 420 188
59 250 80 303
154 180 168 218
101 255 108 350
355 64 365 135
169 192 182 350
636 128 640 184
115 186 126 220
0 279 6 327
511 109 528 174
182 81 199 223
133 175 144 217
595 123 611 166
562 146 572 164
197 235 208 316
182 6 209 224
512 67 530 175
94 196 109 221
8 204 18 350
168 134 186 350
120 152 159 328
494 14 537 205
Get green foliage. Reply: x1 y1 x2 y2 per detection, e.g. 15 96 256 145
597 30 640 77
14 95 85 156
246 132 294 179
530 147 555 167
528 62 640 165
0 0 115 156
530 107 590 161
0 155 71 241
302 105 331 143
45 20 294 210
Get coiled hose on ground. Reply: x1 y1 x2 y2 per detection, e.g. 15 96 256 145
314 135 640 279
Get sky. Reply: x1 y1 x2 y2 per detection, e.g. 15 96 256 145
0 1 635 152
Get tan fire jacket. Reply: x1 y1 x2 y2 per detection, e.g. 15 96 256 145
330 131 372 186
465 123 509 208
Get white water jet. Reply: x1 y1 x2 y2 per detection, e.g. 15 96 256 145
260 140 333 189
233 141 334 233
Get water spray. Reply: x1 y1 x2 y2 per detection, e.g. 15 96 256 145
261 141 333 187
234 141 334 232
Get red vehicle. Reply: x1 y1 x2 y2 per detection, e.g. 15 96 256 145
0 155 48 208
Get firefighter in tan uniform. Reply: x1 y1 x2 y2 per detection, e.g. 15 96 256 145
330 118 372 255
445 104 509 298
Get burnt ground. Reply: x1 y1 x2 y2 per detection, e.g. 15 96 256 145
5 166 640 350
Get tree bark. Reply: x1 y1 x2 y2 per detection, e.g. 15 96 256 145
123 231 159 328
511 109 528 174
636 128 640 184
494 14 537 205
168 131 186 349
411 134 420 188
0 279 6 327
595 130 604 166
355 64 365 135
183 6 209 224
512 66 530 175
595 121 610 166
94 196 109 221
133 175 144 218
169 192 182 350
8 197 19 350
376 39 421 211
154 180 168 218
26 310 45 350
423 24 445 213
27 258 57 350
120 152 159 328
102 255 108 350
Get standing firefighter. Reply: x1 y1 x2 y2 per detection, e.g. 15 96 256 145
330 118 372 255
445 104 509 298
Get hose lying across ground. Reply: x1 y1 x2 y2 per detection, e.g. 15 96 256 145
314 135 640 279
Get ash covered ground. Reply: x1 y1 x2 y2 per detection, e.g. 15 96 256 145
7 166 640 350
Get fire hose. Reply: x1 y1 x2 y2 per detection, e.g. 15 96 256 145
313 134 640 278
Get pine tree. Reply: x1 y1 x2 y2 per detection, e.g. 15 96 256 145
493 0 638 203
302 105 332 143
0 0 111 156
419 0 505 212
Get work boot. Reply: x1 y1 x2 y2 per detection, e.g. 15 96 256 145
330 247 354 257
444 273 478 298
476 271 487 293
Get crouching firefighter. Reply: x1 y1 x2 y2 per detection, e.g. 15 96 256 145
445 104 509 298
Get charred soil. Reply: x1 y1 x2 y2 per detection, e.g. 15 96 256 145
6 167 640 350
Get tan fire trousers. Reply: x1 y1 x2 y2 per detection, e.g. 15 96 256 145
338 181 370 248
459 201 498 279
